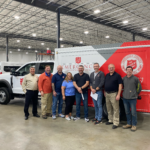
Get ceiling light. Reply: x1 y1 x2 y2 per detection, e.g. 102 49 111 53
17 40 20 42
142 27 148 31
105 35 110 38
26 52 28 54
10 51 12 53
123 20 128 24
18 49 20 51
41 43 44 45
80 41 83 44
35 50 38 52
94 9 100 14
84 31 89 34
47 48 49 50
60 38 63 41
56 25 57 28
28 46 31 49
61 45 64 47
32 33 36 37
14 16 20 20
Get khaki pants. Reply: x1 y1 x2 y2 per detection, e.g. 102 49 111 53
41 93 52 116
105 92 119 126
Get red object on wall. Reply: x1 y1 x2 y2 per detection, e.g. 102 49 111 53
47 50 51 54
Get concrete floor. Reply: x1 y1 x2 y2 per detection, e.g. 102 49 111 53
0 99 150 150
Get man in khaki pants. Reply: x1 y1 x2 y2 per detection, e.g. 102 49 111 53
104 64 123 129
38 65 53 119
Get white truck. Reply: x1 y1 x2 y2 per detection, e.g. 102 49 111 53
0 40 150 119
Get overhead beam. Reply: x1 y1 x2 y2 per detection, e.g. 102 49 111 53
57 8 60 48
6 36 9 62
0 32 85 46
14 0 150 39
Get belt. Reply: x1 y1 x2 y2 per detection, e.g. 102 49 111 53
26 89 38 92
106 91 117 94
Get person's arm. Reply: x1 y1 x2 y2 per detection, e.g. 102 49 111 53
38 75 44 96
81 74 90 89
96 72 105 91
136 78 142 94
116 75 123 100
61 81 66 100
22 76 27 94
52 76 57 96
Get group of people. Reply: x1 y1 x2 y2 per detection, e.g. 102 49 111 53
22 63 142 132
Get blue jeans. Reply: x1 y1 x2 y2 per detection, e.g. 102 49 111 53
76 92 88 118
123 98 137 126
92 91 103 121
52 93 63 115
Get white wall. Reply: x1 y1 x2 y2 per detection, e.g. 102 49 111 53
0 51 54 62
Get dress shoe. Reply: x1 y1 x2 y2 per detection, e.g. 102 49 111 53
46 113 52 117
33 114 40 118
25 116 28 120
105 121 113 125
42 115 47 119
112 125 118 129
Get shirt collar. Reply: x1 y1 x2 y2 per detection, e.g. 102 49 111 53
57 72 64 76
109 72 116 76
30 73 35 76
126 74 133 78
45 72 51 77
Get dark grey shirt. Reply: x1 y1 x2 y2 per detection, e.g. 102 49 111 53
90 71 105 91
123 75 142 99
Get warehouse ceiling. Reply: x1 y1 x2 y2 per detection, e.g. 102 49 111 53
0 0 150 54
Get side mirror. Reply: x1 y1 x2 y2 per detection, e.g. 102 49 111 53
10 70 19 76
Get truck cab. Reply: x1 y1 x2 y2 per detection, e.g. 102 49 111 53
0 60 55 104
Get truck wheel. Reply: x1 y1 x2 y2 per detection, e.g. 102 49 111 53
0 87 10 105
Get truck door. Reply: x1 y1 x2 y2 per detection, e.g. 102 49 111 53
12 63 36 94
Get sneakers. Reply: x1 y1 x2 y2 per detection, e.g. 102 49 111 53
85 118 89 122
73 117 80 121
70 116 74 120
65 117 71 121
105 122 113 125
131 126 137 132
122 124 132 129
94 120 102 125
58 114 65 118
52 115 56 119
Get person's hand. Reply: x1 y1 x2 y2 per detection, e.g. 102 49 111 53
96 87 100 91
116 94 120 101
91 89 96 94
53 91 57 97
104 91 106 97
63 95 65 100
77 87 82 93
41 91 44 97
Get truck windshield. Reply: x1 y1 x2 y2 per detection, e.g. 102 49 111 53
38 63 54 74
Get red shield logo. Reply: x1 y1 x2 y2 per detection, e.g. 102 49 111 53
20 78 23 85
127 60 137 69
75 57 81 64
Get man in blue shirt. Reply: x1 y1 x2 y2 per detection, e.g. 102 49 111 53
52 65 66 119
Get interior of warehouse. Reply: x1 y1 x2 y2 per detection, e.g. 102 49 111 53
0 0 150 150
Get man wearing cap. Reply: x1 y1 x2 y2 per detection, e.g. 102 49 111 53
122 66 142 131
22 66 40 120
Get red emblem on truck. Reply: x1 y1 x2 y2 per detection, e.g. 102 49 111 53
127 60 137 69
75 57 81 64
20 78 23 85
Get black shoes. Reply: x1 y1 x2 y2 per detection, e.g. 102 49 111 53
94 120 102 125
33 114 40 118
105 122 113 125
92 118 97 122
112 125 118 129
42 115 47 119
25 116 28 120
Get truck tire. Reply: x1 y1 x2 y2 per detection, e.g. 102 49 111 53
0 87 10 105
